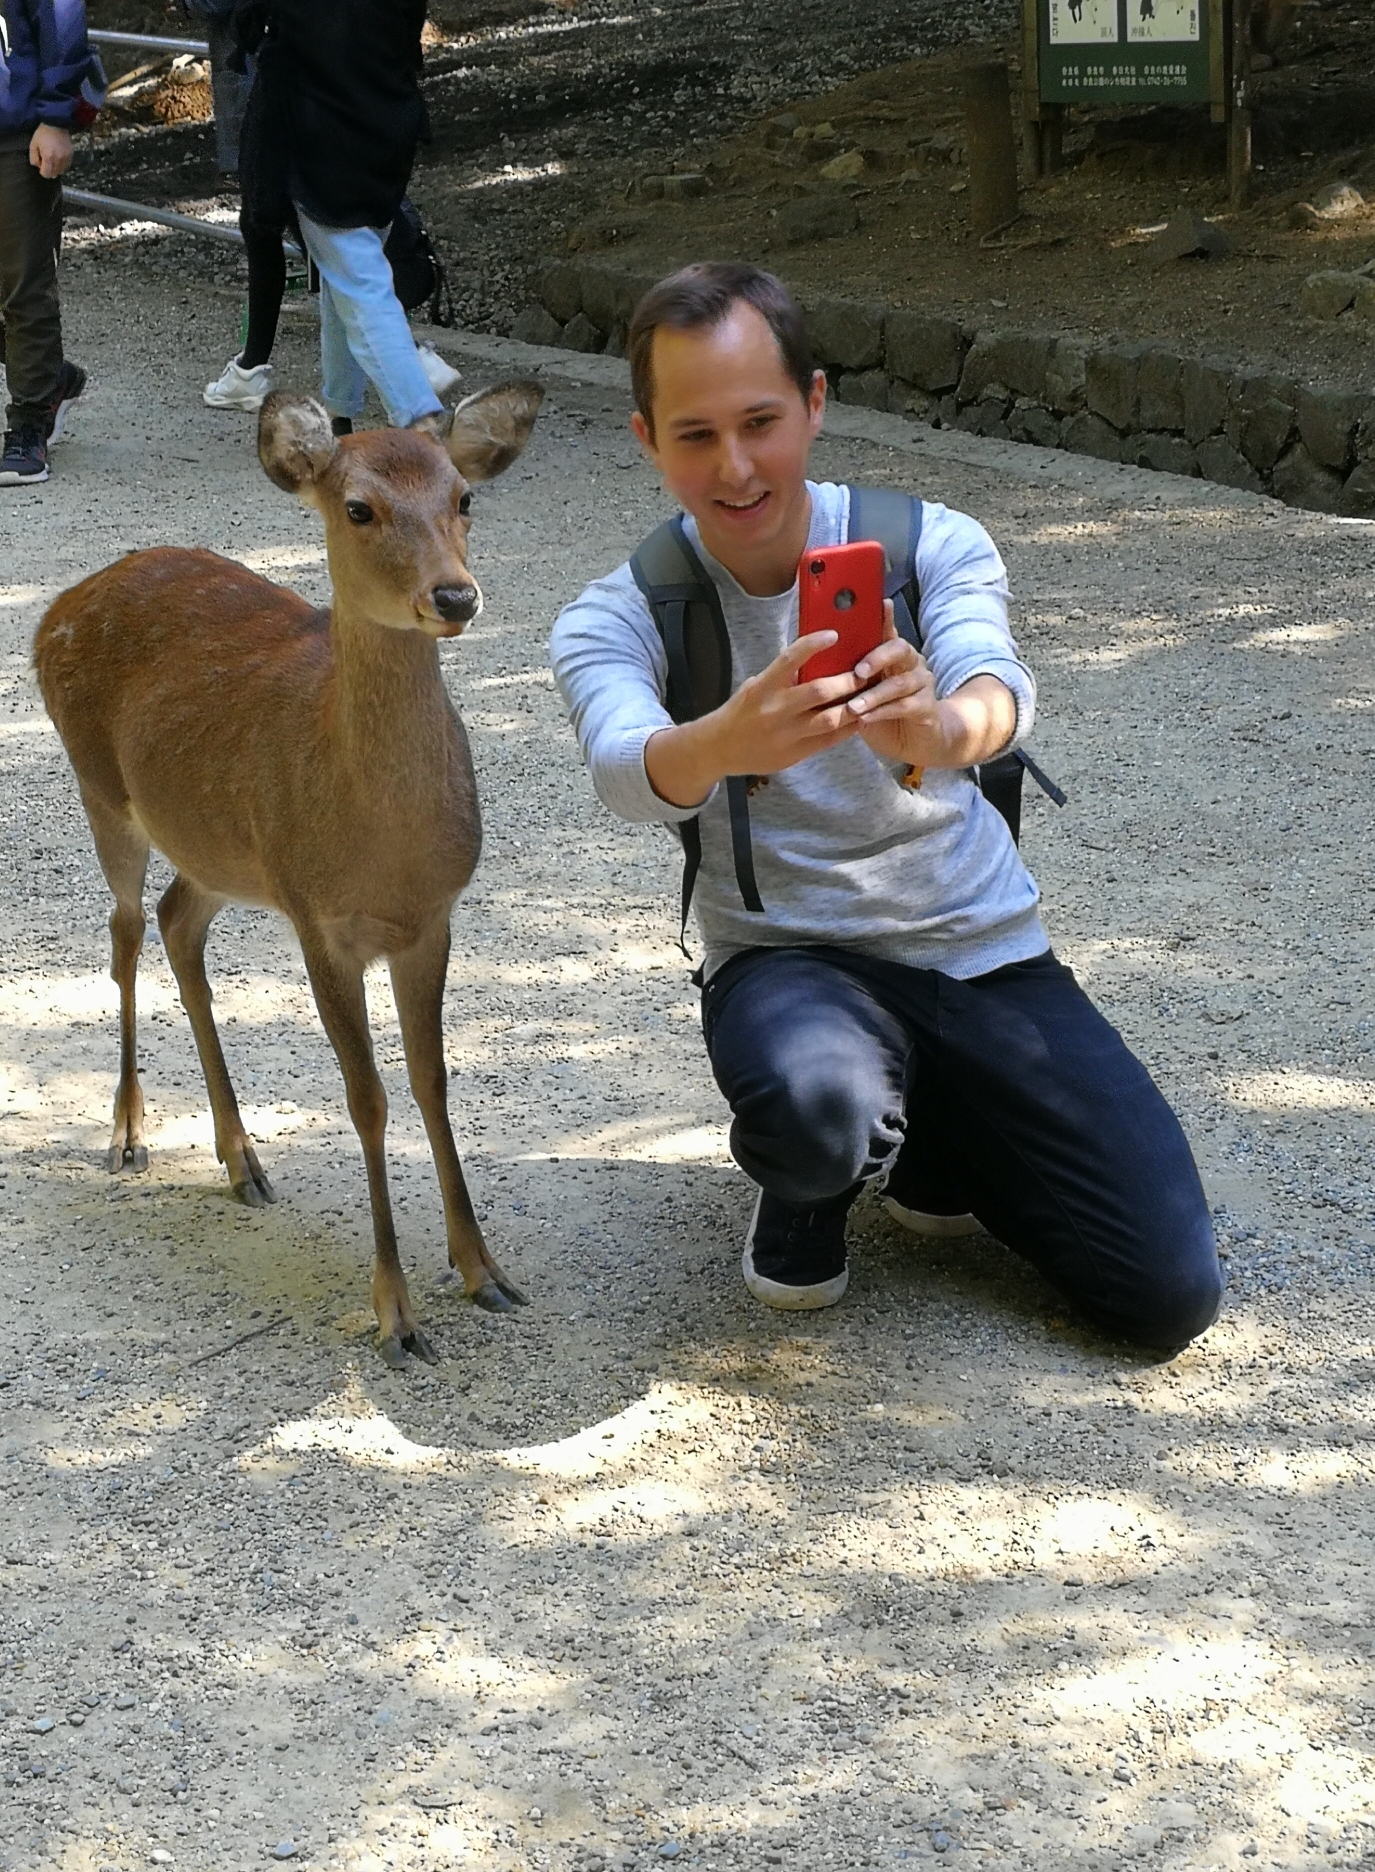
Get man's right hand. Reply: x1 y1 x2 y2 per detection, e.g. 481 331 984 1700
645 629 870 809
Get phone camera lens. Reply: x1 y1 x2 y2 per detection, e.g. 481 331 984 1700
808 559 825 576
833 588 855 611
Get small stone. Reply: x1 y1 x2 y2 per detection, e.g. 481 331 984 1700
116 1774 138 1795
819 149 865 183
775 193 858 245
270 1846 299 1863
658 1845 682 1860
1311 179 1364 219
1299 271 1363 320
662 172 708 201
1114 1763 1134 1782
1148 209 1232 265
82 1692 101 1708
511 304 564 348
115 1694 136 1711
31 1716 55 1734
1063 1575 1085 1588
66 1711 85 1727
150 1853 174 1866
932 1830 951 1852
561 312 603 354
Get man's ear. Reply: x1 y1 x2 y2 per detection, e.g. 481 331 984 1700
258 394 337 494
443 379 545 483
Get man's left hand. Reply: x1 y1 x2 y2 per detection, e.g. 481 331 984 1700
845 602 1018 771
30 125 74 180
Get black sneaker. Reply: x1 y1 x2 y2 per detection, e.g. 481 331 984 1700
0 426 49 486
742 1186 855 1310
44 360 87 443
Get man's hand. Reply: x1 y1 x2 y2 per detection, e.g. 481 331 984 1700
845 605 1017 773
645 629 869 808
30 125 74 180
644 601 1018 808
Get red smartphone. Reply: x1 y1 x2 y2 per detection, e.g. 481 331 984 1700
797 540 886 680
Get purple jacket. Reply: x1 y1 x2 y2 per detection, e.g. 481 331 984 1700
0 0 104 140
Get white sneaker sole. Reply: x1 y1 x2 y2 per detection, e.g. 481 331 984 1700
882 1196 982 1237
0 463 48 485
203 386 269 412
742 1190 849 1310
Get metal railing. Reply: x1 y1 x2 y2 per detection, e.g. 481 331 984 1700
62 187 245 244
90 29 210 56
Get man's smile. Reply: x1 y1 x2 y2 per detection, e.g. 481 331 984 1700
715 491 770 514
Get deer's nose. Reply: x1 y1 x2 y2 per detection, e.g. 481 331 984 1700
431 584 480 624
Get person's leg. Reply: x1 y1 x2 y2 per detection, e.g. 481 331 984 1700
316 272 366 423
239 215 287 369
891 951 1222 1349
205 13 249 175
0 150 64 430
294 211 442 428
703 946 917 1205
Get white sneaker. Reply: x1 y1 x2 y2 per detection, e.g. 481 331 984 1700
882 1195 982 1237
417 343 461 398
203 356 274 411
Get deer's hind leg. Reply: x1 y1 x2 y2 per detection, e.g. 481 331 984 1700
83 794 150 1173
389 914 527 1313
157 873 276 1207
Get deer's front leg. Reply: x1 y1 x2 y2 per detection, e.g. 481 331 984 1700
298 929 436 1368
389 914 528 1313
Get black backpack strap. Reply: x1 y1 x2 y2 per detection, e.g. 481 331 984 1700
630 518 764 947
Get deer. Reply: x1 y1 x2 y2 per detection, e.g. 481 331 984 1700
33 383 543 1367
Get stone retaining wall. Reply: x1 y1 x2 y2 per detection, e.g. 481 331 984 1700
514 259 1375 518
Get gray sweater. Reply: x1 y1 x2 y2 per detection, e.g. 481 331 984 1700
550 480 1049 980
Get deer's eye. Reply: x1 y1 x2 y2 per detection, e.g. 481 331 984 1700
344 499 374 526
458 491 472 517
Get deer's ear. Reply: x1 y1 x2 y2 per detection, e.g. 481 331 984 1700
258 394 337 494
443 379 544 483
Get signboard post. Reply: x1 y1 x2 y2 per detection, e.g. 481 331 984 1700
1021 0 1247 198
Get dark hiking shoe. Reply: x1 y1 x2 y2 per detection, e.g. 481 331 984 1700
45 360 87 443
742 1186 855 1310
0 426 49 485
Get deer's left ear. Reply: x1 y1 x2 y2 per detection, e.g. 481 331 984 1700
443 380 545 482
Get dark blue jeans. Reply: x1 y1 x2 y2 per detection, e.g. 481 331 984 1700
702 946 1222 1348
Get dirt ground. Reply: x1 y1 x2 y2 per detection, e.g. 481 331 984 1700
78 2 1375 382
1 237 1374 1872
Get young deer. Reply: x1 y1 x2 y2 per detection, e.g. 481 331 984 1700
34 384 543 1366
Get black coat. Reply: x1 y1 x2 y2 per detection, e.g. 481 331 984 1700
245 0 427 231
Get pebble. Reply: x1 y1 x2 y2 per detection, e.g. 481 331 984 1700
270 1845 299 1862
658 1845 682 1860
932 1832 951 1853
150 1853 174 1866
115 1693 137 1710
31 1716 55 1733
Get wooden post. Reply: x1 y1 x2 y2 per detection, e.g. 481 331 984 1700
1022 0 1043 177
1228 0 1252 208
963 61 1021 239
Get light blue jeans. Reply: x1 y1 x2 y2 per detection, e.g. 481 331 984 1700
294 209 443 428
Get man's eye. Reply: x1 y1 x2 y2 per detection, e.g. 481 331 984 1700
746 414 777 431
344 499 373 525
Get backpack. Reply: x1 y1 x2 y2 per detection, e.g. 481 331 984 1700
629 485 1065 952
384 198 455 328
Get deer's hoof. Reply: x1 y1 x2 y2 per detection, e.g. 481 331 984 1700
231 1171 276 1208
468 1278 516 1314
107 1141 148 1174
377 1325 439 1367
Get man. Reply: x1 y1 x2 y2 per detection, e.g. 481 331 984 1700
550 262 1222 1350
0 0 102 486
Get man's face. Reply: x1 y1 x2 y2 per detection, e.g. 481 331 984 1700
631 303 826 582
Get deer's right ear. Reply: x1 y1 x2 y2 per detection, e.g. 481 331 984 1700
258 394 337 495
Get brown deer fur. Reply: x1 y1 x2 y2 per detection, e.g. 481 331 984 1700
34 384 543 1366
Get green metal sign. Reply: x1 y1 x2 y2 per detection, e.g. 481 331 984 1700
1037 0 1212 105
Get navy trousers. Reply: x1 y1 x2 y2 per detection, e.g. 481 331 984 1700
702 946 1222 1348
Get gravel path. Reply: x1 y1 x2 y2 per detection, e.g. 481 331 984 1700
0 252 1373 1872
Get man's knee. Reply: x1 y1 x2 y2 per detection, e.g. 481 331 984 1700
1103 1243 1224 1352
729 1076 884 1206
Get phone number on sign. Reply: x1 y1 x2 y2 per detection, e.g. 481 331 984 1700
1057 61 1191 86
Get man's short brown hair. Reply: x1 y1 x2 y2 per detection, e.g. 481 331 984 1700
627 262 814 432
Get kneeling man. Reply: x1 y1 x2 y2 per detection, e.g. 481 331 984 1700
550 262 1221 1349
